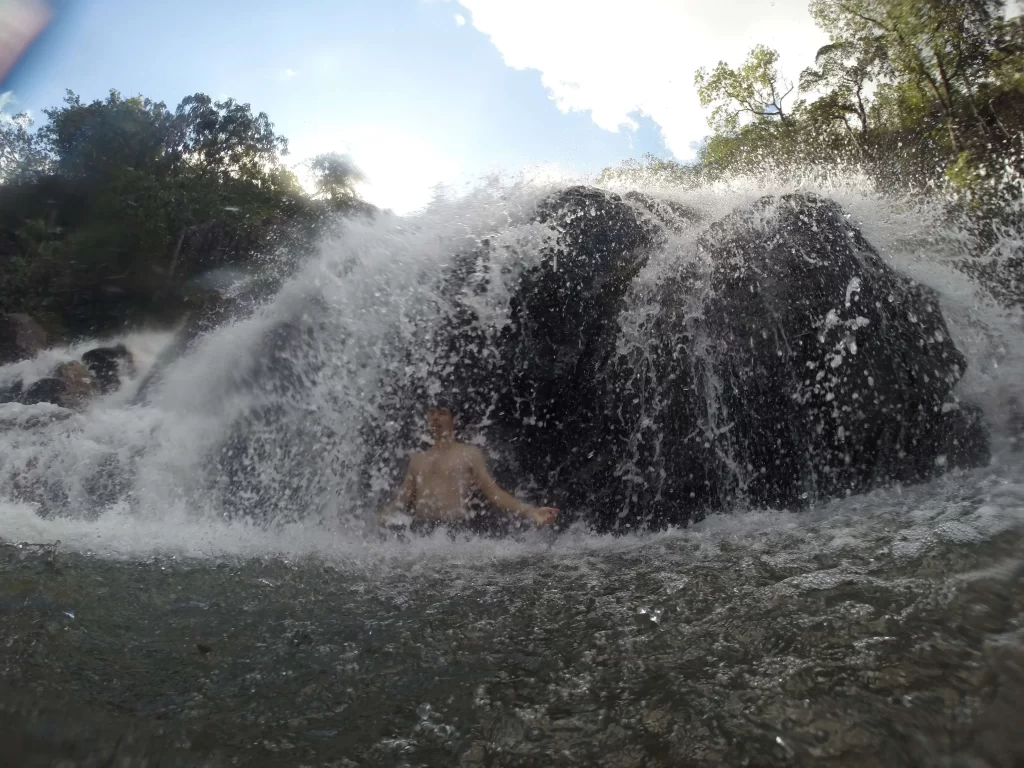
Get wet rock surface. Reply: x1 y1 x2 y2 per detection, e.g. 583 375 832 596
104 187 989 529
439 190 989 529
588 193 989 527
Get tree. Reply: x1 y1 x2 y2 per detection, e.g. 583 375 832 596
0 89 369 337
174 93 289 183
38 90 178 181
810 0 1022 155
308 153 365 210
695 45 794 132
0 112 48 183
799 37 890 144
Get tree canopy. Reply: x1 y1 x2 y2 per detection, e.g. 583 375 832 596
695 45 794 131
598 0 1024 303
0 89 369 337
604 0 1023 195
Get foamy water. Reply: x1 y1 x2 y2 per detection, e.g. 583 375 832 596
1 174 1022 566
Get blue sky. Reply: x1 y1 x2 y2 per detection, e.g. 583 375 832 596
2 0 829 212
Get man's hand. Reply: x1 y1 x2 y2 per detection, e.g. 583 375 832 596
527 506 559 527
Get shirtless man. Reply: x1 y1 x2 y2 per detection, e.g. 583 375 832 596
376 399 559 529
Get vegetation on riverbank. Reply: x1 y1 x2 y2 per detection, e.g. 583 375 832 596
600 0 1024 303
0 90 369 339
603 0 1023 195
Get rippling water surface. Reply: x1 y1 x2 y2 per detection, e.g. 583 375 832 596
4 452 1024 767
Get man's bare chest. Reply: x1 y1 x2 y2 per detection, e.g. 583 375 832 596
418 451 471 478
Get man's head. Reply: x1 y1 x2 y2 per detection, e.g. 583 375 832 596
426 397 456 440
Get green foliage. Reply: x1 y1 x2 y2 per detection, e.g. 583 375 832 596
600 0 1024 306
0 90 368 338
695 45 794 132
605 0 1023 200
810 0 1024 158
309 153 366 210
799 36 889 143
0 112 48 183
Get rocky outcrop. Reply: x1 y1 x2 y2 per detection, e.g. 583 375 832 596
0 314 47 365
133 291 258 403
21 361 95 411
167 187 989 530
462 191 987 529
590 192 989 527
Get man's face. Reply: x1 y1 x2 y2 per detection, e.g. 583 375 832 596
426 407 455 436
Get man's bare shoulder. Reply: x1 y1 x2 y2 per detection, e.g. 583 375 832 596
456 443 486 460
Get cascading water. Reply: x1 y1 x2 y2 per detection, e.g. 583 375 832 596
1 175 1023 766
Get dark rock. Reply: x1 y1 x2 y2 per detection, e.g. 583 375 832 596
490 186 656 496
622 190 703 234
173 186 987 531
21 362 95 411
357 188 988 530
354 185 658 522
588 192 987 527
0 314 48 365
0 378 24 404
21 378 63 406
81 344 134 394
290 630 314 647
209 296 344 523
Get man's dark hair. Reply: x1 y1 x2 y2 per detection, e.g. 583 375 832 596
429 396 456 415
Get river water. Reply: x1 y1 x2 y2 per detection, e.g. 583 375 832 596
1 177 1023 767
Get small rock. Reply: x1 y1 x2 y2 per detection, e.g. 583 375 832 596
81 344 135 394
22 361 96 410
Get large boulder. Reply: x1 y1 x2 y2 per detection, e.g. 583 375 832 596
133 291 256 403
348 188 988 530
168 187 987 531
0 314 47 365
556 192 989 528
693 193 986 504
209 301 342 523
489 186 657 487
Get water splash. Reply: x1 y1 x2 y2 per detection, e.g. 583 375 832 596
0 172 1021 561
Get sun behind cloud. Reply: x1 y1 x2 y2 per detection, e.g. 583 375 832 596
444 0 825 160
290 124 461 216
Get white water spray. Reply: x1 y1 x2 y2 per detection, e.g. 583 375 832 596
0 174 1021 562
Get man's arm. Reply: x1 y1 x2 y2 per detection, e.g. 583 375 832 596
468 447 558 527
376 458 417 525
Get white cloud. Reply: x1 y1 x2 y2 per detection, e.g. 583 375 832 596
277 68 298 81
1008 0 1023 19
454 13 467 26
446 0 827 159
